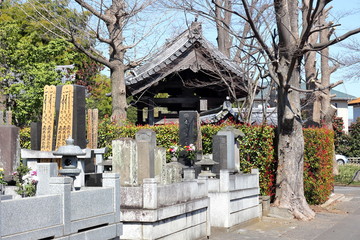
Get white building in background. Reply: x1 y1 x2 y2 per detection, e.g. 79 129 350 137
331 89 356 133
349 97 360 125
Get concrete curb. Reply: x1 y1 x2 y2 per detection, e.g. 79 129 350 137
321 193 345 208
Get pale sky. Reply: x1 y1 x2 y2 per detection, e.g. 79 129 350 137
329 0 360 99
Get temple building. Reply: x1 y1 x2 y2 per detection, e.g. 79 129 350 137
125 21 249 125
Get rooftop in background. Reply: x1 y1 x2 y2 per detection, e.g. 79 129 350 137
349 97 360 106
331 89 356 101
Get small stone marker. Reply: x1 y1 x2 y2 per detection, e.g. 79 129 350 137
36 163 59 195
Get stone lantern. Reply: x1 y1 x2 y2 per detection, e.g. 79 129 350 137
195 154 218 178
53 137 85 190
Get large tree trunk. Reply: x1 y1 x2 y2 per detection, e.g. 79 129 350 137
272 0 315 221
215 0 232 57
110 64 127 124
274 58 316 220
107 0 127 124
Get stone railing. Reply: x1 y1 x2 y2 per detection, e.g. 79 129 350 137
207 169 261 228
120 178 210 240
0 173 122 240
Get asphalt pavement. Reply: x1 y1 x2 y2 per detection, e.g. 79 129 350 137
208 186 360 240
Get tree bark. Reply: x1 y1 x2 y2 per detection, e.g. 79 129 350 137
110 65 127 124
215 0 232 57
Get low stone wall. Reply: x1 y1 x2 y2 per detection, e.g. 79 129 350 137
207 169 261 228
121 179 210 240
0 173 122 240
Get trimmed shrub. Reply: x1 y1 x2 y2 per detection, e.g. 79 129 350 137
237 125 276 196
303 128 334 205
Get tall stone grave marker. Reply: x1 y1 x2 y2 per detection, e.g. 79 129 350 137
112 138 138 185
0 125 20 181
179 111 201 166
34 84 87 154
212 126 244 175
135 129 156 183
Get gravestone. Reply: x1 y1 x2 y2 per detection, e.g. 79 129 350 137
31 85 86 154
36 163 58 195
0 125 20 181
212 126 244 175
112 138 138 186
55 85 86 149
212 135 227 175
161 161 183 184
155 147 166 182
135 129 156 183
30 122 42 150
179 111 201 166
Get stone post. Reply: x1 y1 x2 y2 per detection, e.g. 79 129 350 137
251 168 260 188
135 129 156 183
36 163 58 196
103 173 121 222
112 138 137 186
143 178 158 209
49 177 72 235
220 169 230 192
94 148 107 173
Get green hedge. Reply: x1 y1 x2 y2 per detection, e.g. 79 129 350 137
19 121 334 204
303 128 334 205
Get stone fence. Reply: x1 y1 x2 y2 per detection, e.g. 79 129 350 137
207 169 260 228
120 169 261 240
0 173 122 240
121 179 210 240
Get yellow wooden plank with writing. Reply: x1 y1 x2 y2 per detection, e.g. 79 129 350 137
40 85 56 151
56 85 74 149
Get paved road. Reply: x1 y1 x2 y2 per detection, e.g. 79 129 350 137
209 186 360 240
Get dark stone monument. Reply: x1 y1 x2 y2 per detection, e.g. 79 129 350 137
30 122 42 150
179 111 200 166
55 85 87 149
0 125 20 181
212 135 227 175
